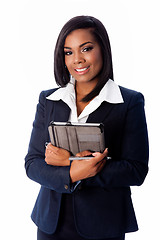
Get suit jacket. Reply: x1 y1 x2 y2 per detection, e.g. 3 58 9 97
25 86 149 239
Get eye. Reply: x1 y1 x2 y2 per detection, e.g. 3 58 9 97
64 51 72 56
82 46 93 52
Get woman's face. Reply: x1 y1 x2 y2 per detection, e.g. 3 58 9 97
64 28 103 84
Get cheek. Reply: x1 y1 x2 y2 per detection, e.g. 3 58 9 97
91 52 103 71
91 49 102 63
65 59 75 76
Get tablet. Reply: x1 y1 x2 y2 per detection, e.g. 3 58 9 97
48 121 105 156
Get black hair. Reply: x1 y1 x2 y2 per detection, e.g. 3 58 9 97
54 15 114 102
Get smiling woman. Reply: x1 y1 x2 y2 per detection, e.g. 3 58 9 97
64 28 104 115
25 15 149 240
64 29 103 90
54 16 113 102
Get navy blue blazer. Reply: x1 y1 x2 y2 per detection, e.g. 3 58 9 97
25 85 149 239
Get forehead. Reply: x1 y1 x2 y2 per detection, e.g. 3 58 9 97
64 28 96 47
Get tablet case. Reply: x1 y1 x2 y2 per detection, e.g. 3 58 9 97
48 122 105 156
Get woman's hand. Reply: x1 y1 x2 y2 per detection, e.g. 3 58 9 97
45 143 71 166
70 148 108 183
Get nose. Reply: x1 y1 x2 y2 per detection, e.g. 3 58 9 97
74 52 85 65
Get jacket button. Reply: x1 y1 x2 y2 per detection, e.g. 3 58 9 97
64 184 68 190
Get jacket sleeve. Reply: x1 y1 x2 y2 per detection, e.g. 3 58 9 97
24 91 73 193
84 92 149 188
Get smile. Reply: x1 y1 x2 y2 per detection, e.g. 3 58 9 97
75 66 90 74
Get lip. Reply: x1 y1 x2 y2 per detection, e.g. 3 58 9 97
74 66 90 75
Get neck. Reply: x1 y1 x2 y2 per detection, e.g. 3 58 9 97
75 80 97 100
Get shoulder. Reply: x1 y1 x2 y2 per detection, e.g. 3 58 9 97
119 86 145 106
38 88 59 103
39 88 59 98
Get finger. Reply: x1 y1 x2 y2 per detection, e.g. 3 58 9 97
96 159 106 173
45 148 53 156
102 148 108 156
46 145 58 155
46 143 60 153
91 153 103 162
99 148 108 160
90 149 108 165
46 143 57 150
92 148 108 159
76 150 93 157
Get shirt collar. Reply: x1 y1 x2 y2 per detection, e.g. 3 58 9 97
47 76 76 108
47 76 124 105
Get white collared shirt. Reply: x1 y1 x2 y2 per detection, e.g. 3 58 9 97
47 77 124 123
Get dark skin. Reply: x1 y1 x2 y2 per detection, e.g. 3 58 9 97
75 82 96 116
45 144 108 183
45 29 108 183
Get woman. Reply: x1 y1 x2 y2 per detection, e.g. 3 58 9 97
25 16 149 240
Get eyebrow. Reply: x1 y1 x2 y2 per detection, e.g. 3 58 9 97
64 41 94 49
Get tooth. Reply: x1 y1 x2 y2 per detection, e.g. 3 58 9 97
76 68 87 72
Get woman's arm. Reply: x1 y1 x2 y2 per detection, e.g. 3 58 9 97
45 143 71 166
25 91 73 193
70 149 108 183
44 143 108 183
83 92 149 188
25 91 107 192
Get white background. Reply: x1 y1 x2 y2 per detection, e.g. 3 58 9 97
0 0 160 239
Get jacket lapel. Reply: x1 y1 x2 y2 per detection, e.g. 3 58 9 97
49 100 114 123
52 100 71 122
87 102 114 123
